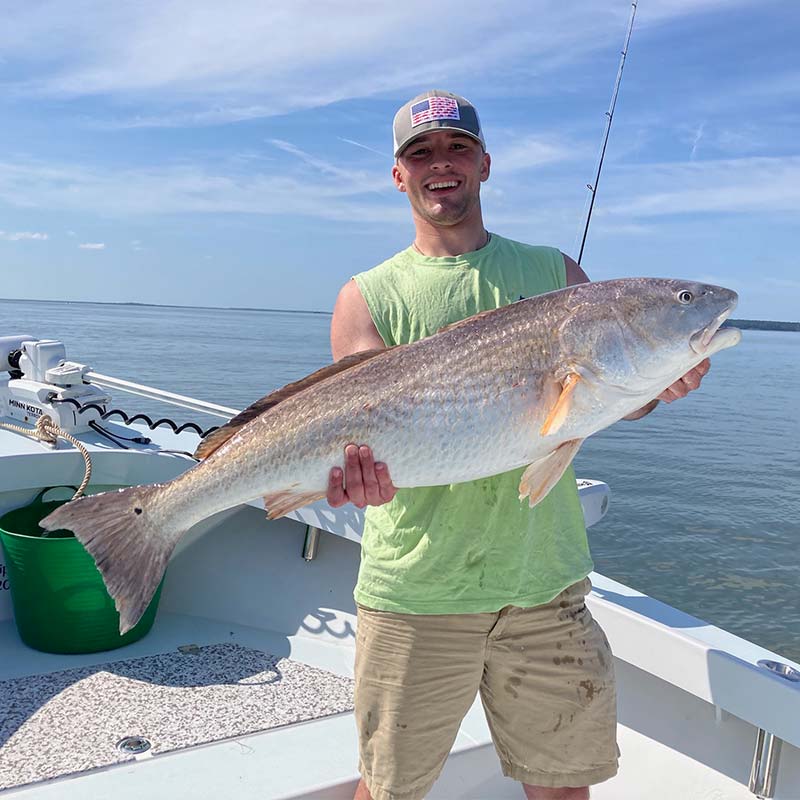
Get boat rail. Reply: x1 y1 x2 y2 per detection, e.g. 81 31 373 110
85 371 238 420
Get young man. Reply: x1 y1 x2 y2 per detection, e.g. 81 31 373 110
328 90 710 800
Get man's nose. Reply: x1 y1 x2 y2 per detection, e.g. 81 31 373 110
430 152 452 169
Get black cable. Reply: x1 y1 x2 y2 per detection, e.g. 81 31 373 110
89 420 130 449
52 397 221 438
89 420 150 444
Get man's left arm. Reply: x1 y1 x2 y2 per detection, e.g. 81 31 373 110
562 253 711 421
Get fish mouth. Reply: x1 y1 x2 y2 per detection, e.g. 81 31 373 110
690 308 741 355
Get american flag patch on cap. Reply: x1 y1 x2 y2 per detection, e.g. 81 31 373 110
410 96 460 127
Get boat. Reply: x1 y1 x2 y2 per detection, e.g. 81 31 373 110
1 334 798 799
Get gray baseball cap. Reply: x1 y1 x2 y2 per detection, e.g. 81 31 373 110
392 90 485 158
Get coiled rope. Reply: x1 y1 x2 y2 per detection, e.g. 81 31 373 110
0 415 92 499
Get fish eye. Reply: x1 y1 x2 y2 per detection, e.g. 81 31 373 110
677 290 694 305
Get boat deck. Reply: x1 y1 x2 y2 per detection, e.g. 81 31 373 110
0 613 508 799
1 640 355 791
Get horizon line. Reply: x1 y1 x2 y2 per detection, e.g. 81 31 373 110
0 296 332 316
1 296 798 326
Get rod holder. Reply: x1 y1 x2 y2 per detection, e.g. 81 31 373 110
302 526 321 561
747 659 799 796
749 728 782 798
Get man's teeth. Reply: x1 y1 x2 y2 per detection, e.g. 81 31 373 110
427 181 458 190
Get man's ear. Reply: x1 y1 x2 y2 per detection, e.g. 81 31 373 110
480 152 491 182
392 164 407 193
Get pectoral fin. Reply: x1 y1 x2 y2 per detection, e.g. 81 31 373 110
518 439 583 508
540 372 581 436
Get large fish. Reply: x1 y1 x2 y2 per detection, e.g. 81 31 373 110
42 278 741 634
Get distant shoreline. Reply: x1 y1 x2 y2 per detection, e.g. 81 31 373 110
0 296 331 316
2 297 798 329
724 319 800 332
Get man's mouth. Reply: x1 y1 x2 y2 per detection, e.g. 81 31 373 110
425 180 460 194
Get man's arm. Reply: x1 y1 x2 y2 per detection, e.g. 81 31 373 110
328 280 397 508
561 253 710 421
331 279 386 360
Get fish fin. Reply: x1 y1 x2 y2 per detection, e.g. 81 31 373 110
194 348 391 460
539 372 581 436
264 490 327 520
40 486 184 636
519 439 583 508
437 308 497 335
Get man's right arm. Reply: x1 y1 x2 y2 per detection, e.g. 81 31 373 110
328 279 396 508
331 279 386 360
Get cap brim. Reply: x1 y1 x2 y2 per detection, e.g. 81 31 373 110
394 128 485 158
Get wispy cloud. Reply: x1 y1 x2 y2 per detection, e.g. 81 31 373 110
602 156 800 218
79 242 105 249
1 0 762 126
338 138 389 161
489 134 578 173
689 123 705 160
0 230 48 241
267 139 386 192
764 276 800 291
0 157 406 223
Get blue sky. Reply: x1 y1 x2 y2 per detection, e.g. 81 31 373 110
1 0 797 320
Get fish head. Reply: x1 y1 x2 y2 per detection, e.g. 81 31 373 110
558 278 742 396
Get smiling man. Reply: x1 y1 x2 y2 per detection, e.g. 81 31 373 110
328 90 709 800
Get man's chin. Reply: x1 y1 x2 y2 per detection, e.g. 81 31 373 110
418 204 470 227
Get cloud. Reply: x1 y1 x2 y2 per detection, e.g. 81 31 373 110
338 138 389 161
0 156 406 223
764 276 800 291
601 156 800 218
0 0 763 126
267 139 386 192
689 123 705 160
0 230 48 241
488 134 578 173
79 242 105 249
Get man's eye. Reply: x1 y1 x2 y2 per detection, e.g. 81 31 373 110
410 148 429 157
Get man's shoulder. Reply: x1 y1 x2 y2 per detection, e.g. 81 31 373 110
491 234 563 261
355 246 414 282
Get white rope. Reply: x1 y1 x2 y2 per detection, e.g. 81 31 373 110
0 416 92 499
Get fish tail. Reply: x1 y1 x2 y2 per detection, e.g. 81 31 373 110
40 485 185 635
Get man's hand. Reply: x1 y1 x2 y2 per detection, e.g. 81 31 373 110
327 444 397 509
658 358 711 403
625 358 711 419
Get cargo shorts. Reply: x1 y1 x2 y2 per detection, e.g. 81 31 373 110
354 578 618 800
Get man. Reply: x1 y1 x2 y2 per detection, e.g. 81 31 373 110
328 90 709 800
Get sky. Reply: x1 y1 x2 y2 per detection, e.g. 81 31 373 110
1 0 798 320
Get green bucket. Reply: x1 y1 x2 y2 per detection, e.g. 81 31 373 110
0 487 163 654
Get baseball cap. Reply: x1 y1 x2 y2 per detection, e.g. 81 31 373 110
392 90 485 158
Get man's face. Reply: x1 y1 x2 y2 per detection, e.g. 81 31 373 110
392 130 491 227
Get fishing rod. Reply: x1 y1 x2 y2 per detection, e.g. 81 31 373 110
577 0 638 265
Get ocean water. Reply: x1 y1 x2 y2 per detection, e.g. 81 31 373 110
2 298 799 662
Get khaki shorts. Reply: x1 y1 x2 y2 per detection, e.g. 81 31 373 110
354 578 618 800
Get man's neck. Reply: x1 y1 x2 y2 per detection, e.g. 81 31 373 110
411 219 490 258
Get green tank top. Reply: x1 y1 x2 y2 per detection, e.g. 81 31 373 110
352 233 593 614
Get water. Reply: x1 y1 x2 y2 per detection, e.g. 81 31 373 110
2 299 799 662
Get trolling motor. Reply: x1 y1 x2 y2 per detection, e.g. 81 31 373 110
0 336 111 433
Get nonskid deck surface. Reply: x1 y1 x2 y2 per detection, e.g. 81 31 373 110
0 642 355 791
